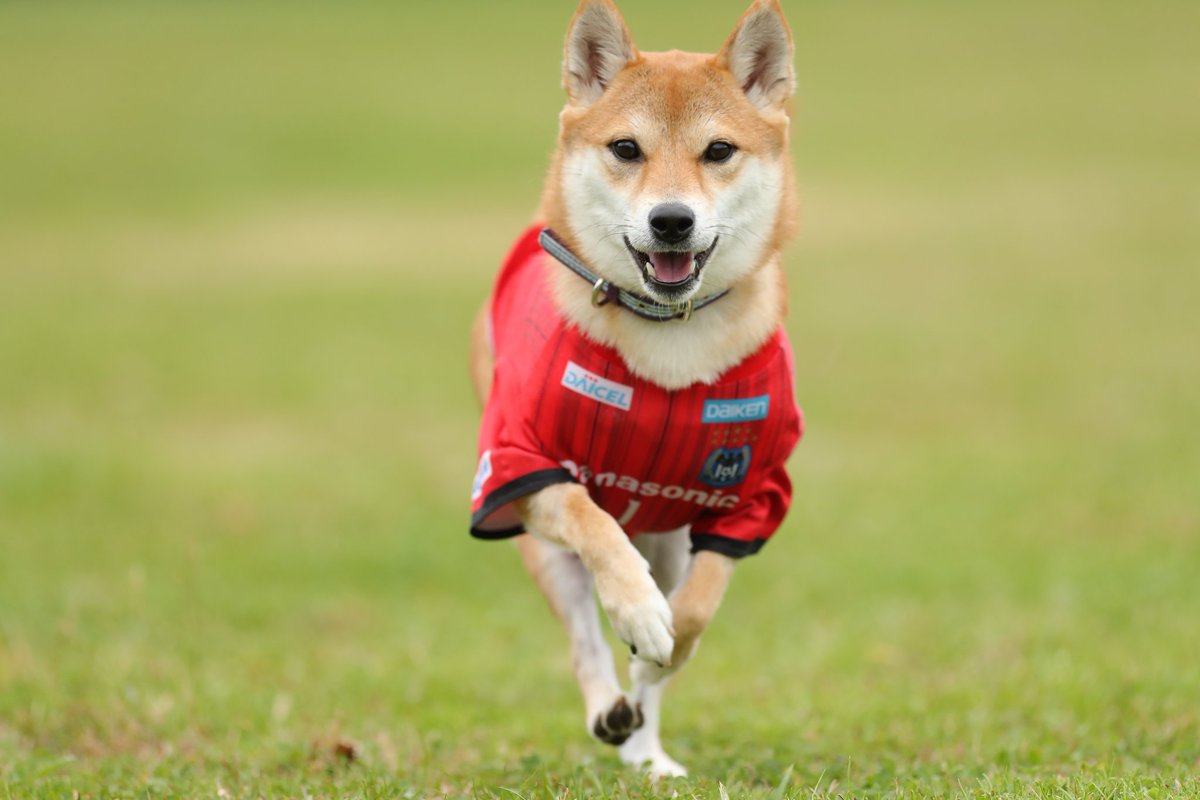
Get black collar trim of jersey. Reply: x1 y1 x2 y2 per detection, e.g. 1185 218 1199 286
690 533 767 559
539 228 731 323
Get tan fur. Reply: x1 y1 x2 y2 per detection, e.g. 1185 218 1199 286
469 0 797 775
668 550 736 662
468 302 493 405
515 484 677 666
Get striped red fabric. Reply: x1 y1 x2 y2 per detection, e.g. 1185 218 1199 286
470 226 803 557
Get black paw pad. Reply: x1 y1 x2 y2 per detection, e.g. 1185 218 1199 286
591 697 646 746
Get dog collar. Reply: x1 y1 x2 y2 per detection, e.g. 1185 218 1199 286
539 228 730 323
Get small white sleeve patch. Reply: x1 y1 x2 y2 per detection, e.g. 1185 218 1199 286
471 450 492 501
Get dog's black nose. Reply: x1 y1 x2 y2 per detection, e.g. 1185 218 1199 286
649 203 694 245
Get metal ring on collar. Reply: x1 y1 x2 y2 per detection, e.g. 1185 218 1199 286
591 278 609 308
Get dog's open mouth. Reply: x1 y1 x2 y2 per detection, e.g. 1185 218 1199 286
624 237 719 297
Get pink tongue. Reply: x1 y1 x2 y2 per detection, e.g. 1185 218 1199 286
648 251 694 284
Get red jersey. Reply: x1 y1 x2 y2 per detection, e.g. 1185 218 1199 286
470 226 804 558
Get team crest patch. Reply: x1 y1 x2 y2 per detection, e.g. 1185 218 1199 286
699 445 751 487
561 360 633 411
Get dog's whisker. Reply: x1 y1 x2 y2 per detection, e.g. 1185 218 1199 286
710 221 766 244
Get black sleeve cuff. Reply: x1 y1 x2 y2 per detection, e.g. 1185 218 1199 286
469 468 575 540
690 532 767 559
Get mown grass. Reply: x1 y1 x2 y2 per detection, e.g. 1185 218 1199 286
1 1 1198 797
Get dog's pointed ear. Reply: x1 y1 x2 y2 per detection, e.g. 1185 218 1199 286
563 0 637 106
716 0 795 112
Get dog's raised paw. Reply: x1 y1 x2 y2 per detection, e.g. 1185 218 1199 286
597 568 675 666
591 696 645 746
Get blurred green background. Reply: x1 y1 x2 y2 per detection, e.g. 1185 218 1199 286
1 1 1198 797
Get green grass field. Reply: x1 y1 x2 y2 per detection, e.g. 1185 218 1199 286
2 1 1199 797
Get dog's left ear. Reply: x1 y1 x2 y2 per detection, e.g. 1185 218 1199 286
563 0 638 107
717 0 795 112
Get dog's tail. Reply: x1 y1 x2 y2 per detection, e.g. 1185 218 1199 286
468 302 494 407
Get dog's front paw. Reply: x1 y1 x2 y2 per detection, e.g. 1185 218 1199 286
595 565 675 666
619 737 688 778
590 695 645 746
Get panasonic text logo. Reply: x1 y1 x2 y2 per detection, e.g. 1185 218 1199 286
560 460 740 511
702 394 770 423
561 361 633 411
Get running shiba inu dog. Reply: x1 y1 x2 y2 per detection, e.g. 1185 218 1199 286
468 0 801 777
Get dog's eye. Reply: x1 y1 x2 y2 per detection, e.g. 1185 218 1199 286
704 141 736 163
609 139 642 162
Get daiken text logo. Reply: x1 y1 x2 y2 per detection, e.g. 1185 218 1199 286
702 394 769 423
561 361 633 411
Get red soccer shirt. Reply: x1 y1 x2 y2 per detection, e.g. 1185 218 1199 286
470 226 804 558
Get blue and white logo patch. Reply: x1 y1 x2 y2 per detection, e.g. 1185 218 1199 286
699 445 752 487
702 395 769 423
471 450 492 501
562 360 633 411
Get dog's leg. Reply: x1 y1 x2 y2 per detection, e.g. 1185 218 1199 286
515 484 675 666
514 534 645 745
619 533 736 778
617 529 690 776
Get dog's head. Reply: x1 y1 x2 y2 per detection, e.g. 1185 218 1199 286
543 0 797 306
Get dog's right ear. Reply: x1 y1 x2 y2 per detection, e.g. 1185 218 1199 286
717 0 795 112
563 0 637 107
